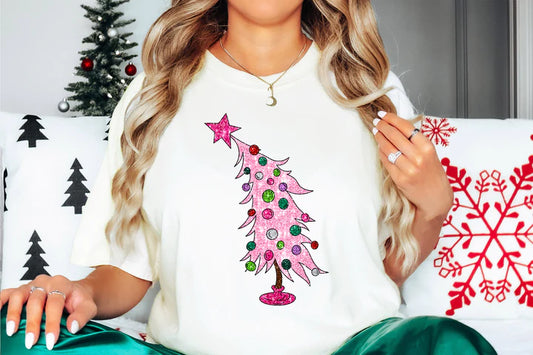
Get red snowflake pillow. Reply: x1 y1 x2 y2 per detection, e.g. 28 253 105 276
401 117 533 319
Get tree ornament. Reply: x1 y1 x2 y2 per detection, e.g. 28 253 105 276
97 16 103 21
278 198 289 210
258 157 267 166
242 183 251 192
244 167 251 175
264 250 274 261
97 32 106 42
249 145 260 155
292 245 302 255
107 27 118 38
106 93 113 99
57 98 70 113
81 57 94 71
266 228 278 240
125 62 137 76
262 189 275 203
255 172 264 180
281 259 292 270
311 241 319 249
246 241 256 251
247 209 256 217
246 261 256 272
115 50 121 55
267 178 274 185
273 169 281 177
262 208 274 220
290 225 302 236
277 241 285 250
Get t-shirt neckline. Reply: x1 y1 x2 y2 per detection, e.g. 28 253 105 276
204 41 320 90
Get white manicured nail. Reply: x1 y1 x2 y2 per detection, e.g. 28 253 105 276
70 320 80 334
46 333 55 350
372 118 381 127
25 332 35 349
372 127 379 135
377 111 387 118
6 320 15 336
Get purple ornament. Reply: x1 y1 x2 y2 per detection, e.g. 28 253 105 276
242 183 251 192
279 182 288 192
292 245 302 255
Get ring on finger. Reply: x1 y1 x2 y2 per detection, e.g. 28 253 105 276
48 290 66 300
408 128 420 141
387 150 402 164
30 286 47 295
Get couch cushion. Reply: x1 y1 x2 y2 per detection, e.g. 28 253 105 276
0 112 109 288
401 117 533 319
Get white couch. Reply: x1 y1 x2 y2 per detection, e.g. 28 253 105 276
1 112 532 354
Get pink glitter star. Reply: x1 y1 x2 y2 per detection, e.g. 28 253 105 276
205 113 241 148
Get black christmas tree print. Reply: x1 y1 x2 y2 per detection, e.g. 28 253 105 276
3 168 7 212
21 231 50 280
104 118 111 141
17 115 48 148
62 159 90 214
206 114 327 306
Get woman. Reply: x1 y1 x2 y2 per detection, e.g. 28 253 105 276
1 0 496 354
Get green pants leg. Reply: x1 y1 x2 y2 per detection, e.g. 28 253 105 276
333 316 497 355
1 306 183 355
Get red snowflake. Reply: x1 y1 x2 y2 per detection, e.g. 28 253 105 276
434 156 533 315
421 117 457 147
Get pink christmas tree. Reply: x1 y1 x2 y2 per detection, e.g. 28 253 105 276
206 114 327 305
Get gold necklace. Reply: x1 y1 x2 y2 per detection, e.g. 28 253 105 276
219 35 308 107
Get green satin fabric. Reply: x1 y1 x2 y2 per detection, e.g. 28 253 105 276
2 306 496 354
1 306 183 354
333 316 497 355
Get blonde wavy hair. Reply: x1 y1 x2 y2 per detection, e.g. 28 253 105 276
106 0 419 281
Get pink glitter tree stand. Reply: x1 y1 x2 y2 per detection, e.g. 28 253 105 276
260 286 296 306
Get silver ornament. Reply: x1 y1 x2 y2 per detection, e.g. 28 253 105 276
97 16 103 21
266 229 278 240
98 33 106 42
107 27 118 38
115 50 121 55
58 98 70 113
255 172 264 180
311 268 320 277
107 93 113 99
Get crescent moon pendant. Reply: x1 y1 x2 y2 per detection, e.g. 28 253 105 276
266 95 277 107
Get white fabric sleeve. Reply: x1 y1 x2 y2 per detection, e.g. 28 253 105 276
70 73 153 282
377 71 417 260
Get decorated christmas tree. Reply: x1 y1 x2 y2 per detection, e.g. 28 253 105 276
21 231 50 281
206 114 327 305
63 0 138 116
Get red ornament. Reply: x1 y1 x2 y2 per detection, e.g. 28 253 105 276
249 145 260 155
311 241 319 249
248 209 256 217
125 62 137 76
81 57 94 71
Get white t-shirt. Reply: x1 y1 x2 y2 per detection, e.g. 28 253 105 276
71 42 415 355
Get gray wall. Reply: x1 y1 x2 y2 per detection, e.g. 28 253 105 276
373 0 510 118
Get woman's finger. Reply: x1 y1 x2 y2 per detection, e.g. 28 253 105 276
24 286 48 349
66 299 98 334
373 115 417 160
44 276 73 350
373 129 415 175
5 285 31 337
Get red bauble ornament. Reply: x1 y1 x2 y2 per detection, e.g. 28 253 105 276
248 209 256 217
249 145 260 155
125 62 137 76
311 241 319 249
81 57 94 71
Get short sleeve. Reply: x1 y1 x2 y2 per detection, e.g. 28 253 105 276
384 71 416 119
70 73 153 282
376 72 416 260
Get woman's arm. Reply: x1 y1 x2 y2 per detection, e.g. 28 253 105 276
372 111 453 287
1 265 151 350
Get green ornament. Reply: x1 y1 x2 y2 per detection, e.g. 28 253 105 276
281 259 292 270
277 241 285 250
244 167 251 175
262 189 275 203
278 198 289 210
258 157 267 166
290 225 301 236
273 168 281 177
246 241 256 251
246 261 256 271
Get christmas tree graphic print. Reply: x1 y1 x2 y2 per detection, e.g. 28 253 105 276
62 158 90 214
17 115 48 148
21 231 50 280
206 114 327 306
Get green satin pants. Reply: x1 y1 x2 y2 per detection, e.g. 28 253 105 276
2 306 496 354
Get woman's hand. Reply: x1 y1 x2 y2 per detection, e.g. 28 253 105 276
372 111 453 220
0 274 97 350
